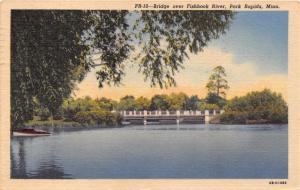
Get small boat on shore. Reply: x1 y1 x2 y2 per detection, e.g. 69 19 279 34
13 128 51 137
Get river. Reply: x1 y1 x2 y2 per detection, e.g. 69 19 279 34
11 124 288 179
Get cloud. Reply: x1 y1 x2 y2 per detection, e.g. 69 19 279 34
74 47 287 100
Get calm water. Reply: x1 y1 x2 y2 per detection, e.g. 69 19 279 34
11 124 288 179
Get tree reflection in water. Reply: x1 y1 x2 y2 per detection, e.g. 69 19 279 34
11 137 27 178
11 137 72 179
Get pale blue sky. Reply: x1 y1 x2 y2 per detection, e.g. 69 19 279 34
210 11 288 75
76 11 288 100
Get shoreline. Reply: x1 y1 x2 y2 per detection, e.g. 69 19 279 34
13 119 123 130
16 120 288 129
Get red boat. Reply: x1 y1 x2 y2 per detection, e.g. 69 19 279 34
13 128 51 137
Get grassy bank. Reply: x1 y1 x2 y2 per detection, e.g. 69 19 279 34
22 118 122 128
24 119 81 128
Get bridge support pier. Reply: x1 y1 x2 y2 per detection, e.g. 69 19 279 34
205 110 210 124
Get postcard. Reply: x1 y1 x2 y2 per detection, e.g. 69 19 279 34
0 0 299 189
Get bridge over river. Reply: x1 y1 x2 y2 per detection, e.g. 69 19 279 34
120 110 224 125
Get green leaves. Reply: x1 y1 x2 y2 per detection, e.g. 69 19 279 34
206 65 229 98
135 96 151 111
11 10 92 126
117 96 136 111
221 89 288 124
150 94 170 110
133 11 234 88
11 10 234 126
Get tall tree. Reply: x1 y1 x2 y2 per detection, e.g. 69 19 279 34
11 10 234 126
206 66 229 98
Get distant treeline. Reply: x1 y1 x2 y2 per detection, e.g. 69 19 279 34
30 89 287 125
33 97 122 126
30 92 218 126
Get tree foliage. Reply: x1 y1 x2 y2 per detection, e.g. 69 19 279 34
220 89 288 124
61 96 121 125
168 92 189 110
74 110 122 126
150 94 170 110
135 96 151 111
199 103 220 111
117 96 136 111
134 11 234 88
186 95 201 110
11 10 234 126
206 66 229 98
35 107 51 121
205 92 226 108
95 97 117 111
61 96 99 121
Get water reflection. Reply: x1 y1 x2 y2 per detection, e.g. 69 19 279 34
129 124 287 131
11 137 72 179
11 138 27 178
28 160 72 179
11 124 288 179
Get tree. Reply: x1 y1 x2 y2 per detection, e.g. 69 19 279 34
61 96 99 121
135 96 151 111
168 92 189 110
150 94 170 110
186 95 201 110
205 92 227 108
220 89 288 124
36 106 51 121
117 96 136 111
206 66 229 98
199 103 219 111
205 66 229 108
95 97 117 111
11 10 234 126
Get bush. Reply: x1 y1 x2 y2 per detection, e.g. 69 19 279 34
53 108 63 120
221 89 288 124
220 111 247 124
199 103 220 110
73 110 122 126
36 107 51 121
74 111 93 124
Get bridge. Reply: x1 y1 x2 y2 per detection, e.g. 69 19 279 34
120 110 224 125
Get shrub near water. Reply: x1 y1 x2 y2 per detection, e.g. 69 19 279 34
220 89 288 124
74 110 122 126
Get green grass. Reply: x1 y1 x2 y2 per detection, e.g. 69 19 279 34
24 118 82 127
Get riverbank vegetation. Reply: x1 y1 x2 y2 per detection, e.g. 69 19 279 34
26 88 288 127
25 93 203 127
11 10 234 128
25 97 122 127
220 89 288 124
12 11 288 128
24 65 287 127
118 93 202 111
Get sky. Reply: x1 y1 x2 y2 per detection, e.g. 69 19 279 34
74 11 288 100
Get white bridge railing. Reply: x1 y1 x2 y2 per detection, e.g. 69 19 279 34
120 110 224 117
120 110 224 124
